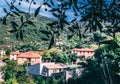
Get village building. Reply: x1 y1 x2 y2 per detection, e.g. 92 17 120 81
27 62 67 76
42 64 66 76
17 52 42 65
10 51 21 60
72 48 95 58
27 63 84 80
72 48 95 63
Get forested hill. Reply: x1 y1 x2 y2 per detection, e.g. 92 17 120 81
0 14 54 50
0 13 100 51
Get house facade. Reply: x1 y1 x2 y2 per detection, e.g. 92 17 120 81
27 62 55 75
42 64 66 76
17 52 42 65
27 62 66 76
10 51 21 60
72 48 95 58
72 48 95 63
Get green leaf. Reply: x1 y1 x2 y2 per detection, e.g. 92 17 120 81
41 37 49 41
49 8 58 12
71 18 76 23
12 11 20 16
48 34 54 49
14 7 24 13
80 4 89 9
12 25 18 30
45 3 51 7
95 20 103 32
16 32 19 39
78 30 81 39
3 17 6 25
10 5 14 10
9 14 14 17
40 30 52 35
5 1 10 7
73 0 79 11
11 21 19 27
68 27 74 32
52 13 59 18
63 20 69 25
3 8 8 13
20 30 23 40
34 6 41 17
21 16 23 23
67 34 74 39
9 30 17 33
26 0 29 3
26 20 35 26
47 21 57 27
50 0 54 6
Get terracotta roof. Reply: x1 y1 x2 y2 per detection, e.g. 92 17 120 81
10 51 21 55
72 48 94 52
17 51 41 58
44 64 66 69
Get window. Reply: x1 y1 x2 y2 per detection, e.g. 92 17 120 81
34 58 36 62
27 58 31 62
53 69 58 73
59 69 62 72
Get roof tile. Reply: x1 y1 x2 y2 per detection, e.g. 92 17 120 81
17 51 41 58
72 48 94 52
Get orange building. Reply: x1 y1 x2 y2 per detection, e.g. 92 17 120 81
72 48 95 58
17 52 42 65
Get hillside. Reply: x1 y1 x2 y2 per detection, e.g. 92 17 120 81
0 14 54 51
0 13 100 52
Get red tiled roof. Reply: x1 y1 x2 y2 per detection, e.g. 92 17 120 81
10 51 21 55
17 52 41 58
72 48 94 52
44 64 66 69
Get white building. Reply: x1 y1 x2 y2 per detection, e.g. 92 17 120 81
27 62 66 76
27 62 55 75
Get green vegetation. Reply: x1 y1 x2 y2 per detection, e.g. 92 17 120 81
2 60 35 84
42 48 77 64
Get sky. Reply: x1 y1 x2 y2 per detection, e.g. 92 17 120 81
0 0 74 21
0 0 53 18
0 0 112 21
